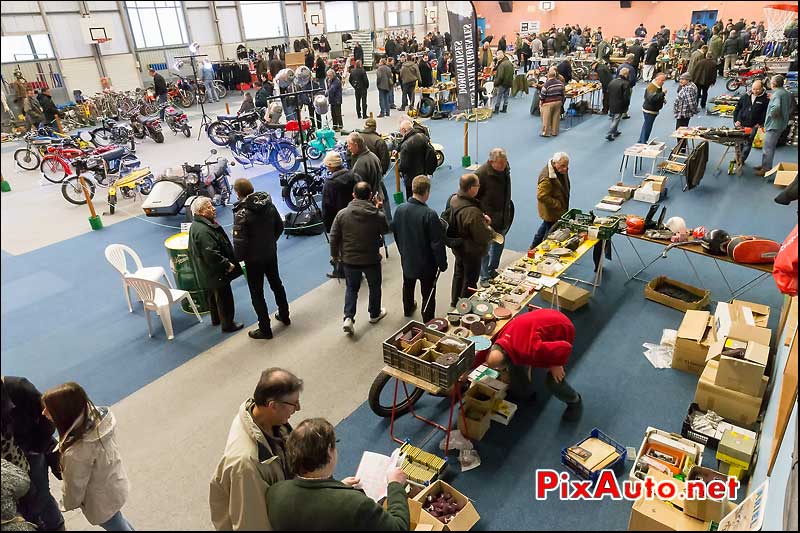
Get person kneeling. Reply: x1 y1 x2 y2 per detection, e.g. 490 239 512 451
267 418 410 531
483 309 583 421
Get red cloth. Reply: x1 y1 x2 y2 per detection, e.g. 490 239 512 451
773 225 798 296
476 309 575 368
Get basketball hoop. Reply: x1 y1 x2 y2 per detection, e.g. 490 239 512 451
94 38 111 44
764 4 798 41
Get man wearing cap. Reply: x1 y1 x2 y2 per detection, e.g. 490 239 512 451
322 151 357 279
480 309 583 421
475 148 513 284
398 54 421 111
755 75 792 177
392 175 448 322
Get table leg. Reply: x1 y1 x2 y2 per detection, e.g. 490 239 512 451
682 249 706 289
713 145 730 177
624 236 661 283
611 239 632 280
389 378 404 445
730 272 771 300
709 257 736 298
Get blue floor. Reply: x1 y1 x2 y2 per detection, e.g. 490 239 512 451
2 79 797 530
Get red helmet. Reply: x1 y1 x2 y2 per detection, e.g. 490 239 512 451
692 226 706 239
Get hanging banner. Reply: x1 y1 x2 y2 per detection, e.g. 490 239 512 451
446 1 479 110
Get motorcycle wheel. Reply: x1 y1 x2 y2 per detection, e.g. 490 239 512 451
61 176 95 204
726 79 741 92
178 92 195 108
14 148 41 171
214 81 227 99
417 96 435 118
435 150 445 168
283 175 313 212
273 143 300 173
139 176 154 196
182 126 191 138
91 127 114 146
206 122 232 146
132 122 146 139
152 130 165 143
40 156 70 183
305 144 323 160
367 371 425 418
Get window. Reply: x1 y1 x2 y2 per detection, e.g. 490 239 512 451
1 34 54 63
241 2 285 39
126 0 188 49
324 1 356 32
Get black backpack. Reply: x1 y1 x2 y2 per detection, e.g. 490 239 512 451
440 194 468 249
284 211 324 236
423 140 438 175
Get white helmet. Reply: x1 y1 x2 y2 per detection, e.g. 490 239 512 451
294 66 312 86
313 94 329 115
665 216 688 234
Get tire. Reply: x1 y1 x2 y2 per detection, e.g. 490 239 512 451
40 156 70 183
183 126 191 138
726 79 741 92
14 148 41 171
91 127 114 146
178 91 194 108
367 371 425 418
418 97 435 118
207 122 232 146
283 175 313 212
214 81 227 99
132 122 146 139
61 176 95 204
273 143 300 173
139 176 154 196
152 130 165 143
305 144 323 160
435 150 445 168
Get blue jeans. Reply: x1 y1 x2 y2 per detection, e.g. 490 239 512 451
494 86 510 110
639 112 657 143
343 263 382 320
100 510 134 531
740 127 758 162
480 238 505 281
378 89 391 115
761 129 780 171
20 453 64 530
203 80 218 102
608 113 622 136
157 93 167 119
389 85 396 106
530 220 555 249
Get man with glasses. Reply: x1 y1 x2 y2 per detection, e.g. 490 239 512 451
210 368 303 530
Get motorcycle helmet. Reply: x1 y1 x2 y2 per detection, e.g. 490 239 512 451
313 94 329 115
701 229 731 255
665 216 688 234
294 65 312 86
626 216 645 235
692 226 706 239
274 68 295 89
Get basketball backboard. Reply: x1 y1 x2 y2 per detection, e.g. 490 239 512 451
80 15 113 45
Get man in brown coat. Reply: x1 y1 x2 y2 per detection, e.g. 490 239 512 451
447 174 495 308
530 152 571 249
692 52 718 110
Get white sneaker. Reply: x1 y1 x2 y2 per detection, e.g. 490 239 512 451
343 317 354 335
369 308 388 324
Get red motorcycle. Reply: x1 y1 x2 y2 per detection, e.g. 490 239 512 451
726 66 768 92
40 143 120 184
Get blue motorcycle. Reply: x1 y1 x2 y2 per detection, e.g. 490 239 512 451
226 130 300 173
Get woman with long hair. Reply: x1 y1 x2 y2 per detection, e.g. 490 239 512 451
41 383 133 531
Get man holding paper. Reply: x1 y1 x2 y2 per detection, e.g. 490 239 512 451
267 418 410 530
480 309 583 421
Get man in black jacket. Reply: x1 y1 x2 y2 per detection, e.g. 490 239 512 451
392 175 448 322
639 72 667 143
475 148 512 284
629 39 645 71
592 61 613 115
189 197 243 333
353 42 364 63
232 178 289 340
149 67 168 119
606 68 632 141
1 376 64 531
322 152 357 279
347 132 383 201
643 39 660 82
330 182 390 335
350 60 369 119
397 120 429 201
418 56 434 88
733 79 769 163
36 87 62 125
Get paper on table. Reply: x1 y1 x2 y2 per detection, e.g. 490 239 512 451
354 448 402 502
595 202 622 212
538 276 559 288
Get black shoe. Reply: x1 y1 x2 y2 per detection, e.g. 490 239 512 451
274 312 291 326
613 131 622 138
211 319 221 326
562 395 583 422
390 104 397 109
222 322 244 333
326 272 345 279
500 106 508 113
248 328 273 339
606 134 614 141
404 302 418 317
493 107 500 113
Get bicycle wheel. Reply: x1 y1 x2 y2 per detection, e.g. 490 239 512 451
61 176 95 204
367 371 425 418
40 156 70 183
14 148 41 171
273 143 300 173
214 80 227 99
206 122 233 146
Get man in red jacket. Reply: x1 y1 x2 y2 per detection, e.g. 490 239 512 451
483 309 583 421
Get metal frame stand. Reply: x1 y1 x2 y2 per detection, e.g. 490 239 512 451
175 54 213 141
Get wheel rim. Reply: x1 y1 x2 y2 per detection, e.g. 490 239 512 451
208 124 230 145
368 372 425 417
42 158 67 183
16 150 39 170
63 178 88 203
275 145 298 171
289 179 310 211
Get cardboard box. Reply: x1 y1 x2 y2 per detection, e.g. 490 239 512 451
630 427 705 481
712 341 769 396
694 360 767 427
643 174 668 192
608 182 638 200
672 310 716 375
731 299 771 328
714 301 773 341
717 429 756 466
457 399 492 441
463 382 500 411
683 466 728 522
633 185 666 204
628 495 710 531
414 480 480 531
408 500 445 531
540 281 590 311
766 162 798 187
645 276 710 312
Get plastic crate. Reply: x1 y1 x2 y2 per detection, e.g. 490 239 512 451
561 428 627 483
383 321 476 388
559 208 620 240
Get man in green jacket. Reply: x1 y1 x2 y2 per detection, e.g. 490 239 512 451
188 197 243 333
708 30 723 62
755 75 792 177
266 418 409 531
493 51 515 114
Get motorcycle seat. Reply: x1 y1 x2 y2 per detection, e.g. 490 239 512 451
99 147 126 161
206 160 229 179
216 114 238 121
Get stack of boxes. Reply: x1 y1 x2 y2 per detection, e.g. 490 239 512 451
459 366 517 440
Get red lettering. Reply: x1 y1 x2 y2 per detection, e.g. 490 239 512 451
624 479 643 500
593 470 622 500
657 479 678 500
726 476 740 500
643 475 657 499
571 480 593 500
707 480 727 500
685 479 704 500
560 476 569 500
535 470 559 500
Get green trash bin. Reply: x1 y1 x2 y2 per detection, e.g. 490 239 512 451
165 232 209 314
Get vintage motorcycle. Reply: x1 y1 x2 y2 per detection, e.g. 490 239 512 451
206 110 265 146
90 117 136 150
226 130 300 173
161 105 192 137
130 112 165 143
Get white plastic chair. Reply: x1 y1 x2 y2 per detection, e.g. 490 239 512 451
105 244 174 312
483 81 495 109
124 277 202 340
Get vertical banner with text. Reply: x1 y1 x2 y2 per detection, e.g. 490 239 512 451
446 1 479 110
